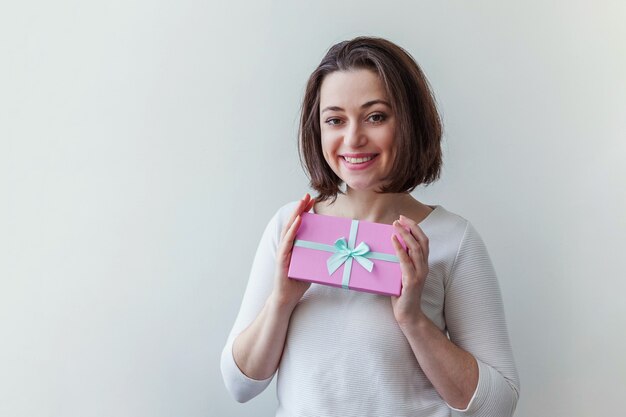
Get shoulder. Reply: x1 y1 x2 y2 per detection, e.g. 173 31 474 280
427 206 492 277
277 200 300 217
426 205 472 244
263 200 300 234
437 206 491 251
435 206 488 248
432 207 498 284
252 201 301 252
272 200 300 224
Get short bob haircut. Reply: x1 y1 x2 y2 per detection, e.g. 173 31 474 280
298 36 443 203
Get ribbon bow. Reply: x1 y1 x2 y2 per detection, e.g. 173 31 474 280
327 237 374 275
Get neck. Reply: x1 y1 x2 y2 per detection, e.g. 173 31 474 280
333 186 414 224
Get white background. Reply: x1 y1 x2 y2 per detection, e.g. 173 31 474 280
1 1 625 416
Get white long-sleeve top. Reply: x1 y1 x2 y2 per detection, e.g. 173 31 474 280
221 201 520 417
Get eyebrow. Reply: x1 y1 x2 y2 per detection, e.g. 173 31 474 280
320 99 391 114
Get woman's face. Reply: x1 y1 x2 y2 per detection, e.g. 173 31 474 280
319 69 396 192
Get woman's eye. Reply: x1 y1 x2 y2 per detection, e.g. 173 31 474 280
325 118 342 126
368 113 386 123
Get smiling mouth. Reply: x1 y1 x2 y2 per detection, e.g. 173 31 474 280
342 155 378 164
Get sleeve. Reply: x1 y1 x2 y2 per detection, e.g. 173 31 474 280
220 206 285 403
443 221 521 416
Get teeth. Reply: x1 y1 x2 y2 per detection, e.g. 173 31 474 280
344 155 375 164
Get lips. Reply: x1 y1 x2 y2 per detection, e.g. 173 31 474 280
341 153 378 170
341 153 378 158
342 155 375 163
341 153 378 163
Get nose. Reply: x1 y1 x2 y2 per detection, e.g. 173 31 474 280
343 121 367 148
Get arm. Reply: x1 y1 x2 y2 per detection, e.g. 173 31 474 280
391 217 520 415
231 293 298 380
220 195 314 402
396 313 479 410
442 221 520 415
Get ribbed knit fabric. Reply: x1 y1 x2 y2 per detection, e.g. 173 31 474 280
221 201 520 416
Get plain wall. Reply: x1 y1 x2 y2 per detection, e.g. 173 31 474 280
1 1 625 416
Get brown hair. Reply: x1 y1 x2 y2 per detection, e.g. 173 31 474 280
298 36 443 203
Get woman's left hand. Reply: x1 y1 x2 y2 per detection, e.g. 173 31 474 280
390 214 430 327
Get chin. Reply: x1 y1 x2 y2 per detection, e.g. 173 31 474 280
344 180 377 191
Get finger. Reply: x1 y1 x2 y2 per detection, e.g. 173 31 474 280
277 214 302 264
391 234 411 263
284 213 303 247
394 220 429 280
286 197 313 246
281 194 310 239
393 220 424 263
391 235 416 283
398 215 429 260
304 197 316 213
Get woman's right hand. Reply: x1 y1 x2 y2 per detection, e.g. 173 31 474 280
271 193 315 310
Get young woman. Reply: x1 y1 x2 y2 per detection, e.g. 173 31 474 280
221 36 520 417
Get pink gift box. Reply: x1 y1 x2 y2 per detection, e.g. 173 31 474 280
287 212 408 296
